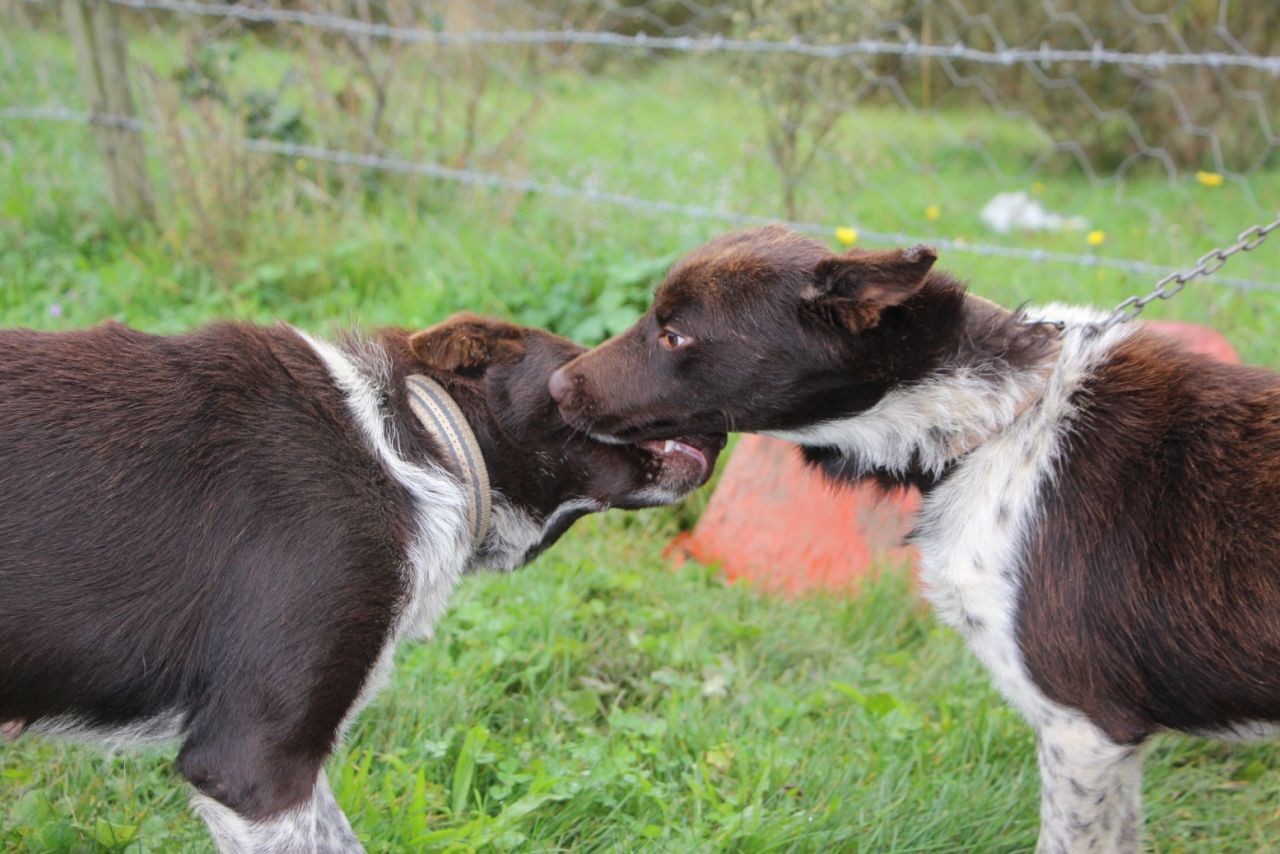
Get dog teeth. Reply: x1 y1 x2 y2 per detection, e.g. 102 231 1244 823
664 440 677 454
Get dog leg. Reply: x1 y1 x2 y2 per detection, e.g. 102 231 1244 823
1035 720 1144 854
192 768 363 854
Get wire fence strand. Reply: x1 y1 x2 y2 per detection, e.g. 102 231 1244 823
6 0 1280 303
5 104 1279 293
78 0 1280 73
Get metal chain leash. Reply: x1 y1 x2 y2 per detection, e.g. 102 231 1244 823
1028 210 1280 335
1099 210 1280 329
1027 211 1279 336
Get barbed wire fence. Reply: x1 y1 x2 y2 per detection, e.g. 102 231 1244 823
2 0 1279 292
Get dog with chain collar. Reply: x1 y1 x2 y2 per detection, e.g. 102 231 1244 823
550 225 1280 853
0 312 724 852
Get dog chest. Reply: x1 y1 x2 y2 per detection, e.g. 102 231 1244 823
913 412 1064 723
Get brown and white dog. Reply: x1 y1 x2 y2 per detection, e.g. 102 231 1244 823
0 313 722 853
549 225 1280 853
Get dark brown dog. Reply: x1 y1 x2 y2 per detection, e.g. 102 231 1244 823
550 224 1280 853
0 313 722 852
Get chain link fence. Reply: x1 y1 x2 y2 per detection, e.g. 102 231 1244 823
2 0 1279 292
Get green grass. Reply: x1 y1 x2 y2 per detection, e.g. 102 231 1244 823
5 525 1280 852
4 16 1280 853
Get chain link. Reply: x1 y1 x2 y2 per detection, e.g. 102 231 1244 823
1101 212 1280 328
1030 211 1280 335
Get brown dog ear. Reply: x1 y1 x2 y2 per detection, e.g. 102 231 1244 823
804 244 937 332
408 312 526 373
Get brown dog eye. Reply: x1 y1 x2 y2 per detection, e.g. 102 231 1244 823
660 330 689 351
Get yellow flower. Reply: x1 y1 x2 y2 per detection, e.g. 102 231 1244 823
1032 181 1045 195
295 158 307 173
1087 230 1106 246
835 226 858 246
1196 170 1224 187
925 204 941 221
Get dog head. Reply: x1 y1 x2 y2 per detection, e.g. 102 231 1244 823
548 225 950 441
405 314 725 569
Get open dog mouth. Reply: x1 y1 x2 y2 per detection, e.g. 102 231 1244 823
635 434 725 483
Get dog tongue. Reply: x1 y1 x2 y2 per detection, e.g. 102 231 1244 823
639 438 709 477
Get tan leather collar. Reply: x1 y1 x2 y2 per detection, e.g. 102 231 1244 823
404 374 491 545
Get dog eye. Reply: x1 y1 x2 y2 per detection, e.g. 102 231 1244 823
659 329 690 351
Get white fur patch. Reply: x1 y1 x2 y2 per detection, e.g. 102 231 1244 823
26 710 185 753
764 368 1046 481
543 498 604 530
295 331 472 732
586 432 630 447
476 497 544 571
477 496 603 571
1036 719 1144 854
623 483 685 506
193 769 363 853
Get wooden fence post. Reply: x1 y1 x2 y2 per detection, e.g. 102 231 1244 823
62 0 153 220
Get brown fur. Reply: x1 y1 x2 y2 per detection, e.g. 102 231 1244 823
0 316 722 831
1020 329 1280 742
409 312 526 374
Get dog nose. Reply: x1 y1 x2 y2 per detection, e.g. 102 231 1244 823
548 367 572 404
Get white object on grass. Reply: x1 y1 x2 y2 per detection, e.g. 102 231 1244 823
980 191 1086 234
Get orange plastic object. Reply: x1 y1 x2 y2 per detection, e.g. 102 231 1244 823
666 434 919 595
1148 320 1239 364
668 321 1238 595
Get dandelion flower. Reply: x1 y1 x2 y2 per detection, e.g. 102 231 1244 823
925 204 941 222
1032 181 1046 195
835 226 858 246
1196 171 1224 188
1087 230 1106 246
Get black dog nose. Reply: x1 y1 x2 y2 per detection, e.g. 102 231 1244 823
548 367 572 404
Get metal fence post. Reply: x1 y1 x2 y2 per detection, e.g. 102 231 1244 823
62 0 153 220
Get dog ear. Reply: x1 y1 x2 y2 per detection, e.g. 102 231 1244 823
804 244 937 332
408 313 526 373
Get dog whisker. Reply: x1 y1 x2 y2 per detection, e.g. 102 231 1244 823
721 408 737 434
